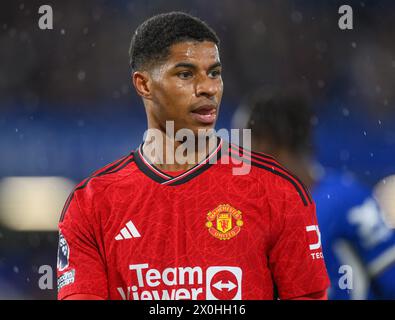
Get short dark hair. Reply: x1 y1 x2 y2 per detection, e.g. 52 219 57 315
247 87 314 154
129 12 220 72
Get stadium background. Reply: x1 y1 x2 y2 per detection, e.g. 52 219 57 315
0 0 395 299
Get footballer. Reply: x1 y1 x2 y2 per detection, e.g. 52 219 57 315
57 12 330 300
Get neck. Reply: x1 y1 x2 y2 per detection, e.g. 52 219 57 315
142 126 218 172
284 156 317 190
269 148 317 190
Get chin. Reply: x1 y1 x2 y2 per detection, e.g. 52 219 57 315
173 120 217 139
192 123 217 135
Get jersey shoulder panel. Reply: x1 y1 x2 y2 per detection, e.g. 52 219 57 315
59 152 136 222
228 144 313 207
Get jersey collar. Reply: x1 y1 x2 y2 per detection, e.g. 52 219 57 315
134 137 223 186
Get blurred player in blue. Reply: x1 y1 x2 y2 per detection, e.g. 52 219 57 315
235 87 395 299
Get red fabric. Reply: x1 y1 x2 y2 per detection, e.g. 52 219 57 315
57 147 330 300
288 289 328 300
64 294 104 300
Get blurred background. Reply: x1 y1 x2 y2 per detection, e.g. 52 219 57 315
0 0 395 299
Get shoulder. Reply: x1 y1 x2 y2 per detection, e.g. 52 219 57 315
59 152 136 221
228 144 313 207
77 151 137 191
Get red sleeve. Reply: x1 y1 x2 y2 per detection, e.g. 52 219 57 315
63 294 105 300
57 190 108 300
268 189 330 300
289 289 328 300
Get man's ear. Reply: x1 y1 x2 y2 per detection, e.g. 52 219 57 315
132 71 152 99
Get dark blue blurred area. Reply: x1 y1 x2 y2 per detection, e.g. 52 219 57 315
315 102 395 186
0 100 236 182
0 102 146 181
1 101 394 186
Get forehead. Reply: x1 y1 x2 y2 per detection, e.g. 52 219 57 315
166 41 220 66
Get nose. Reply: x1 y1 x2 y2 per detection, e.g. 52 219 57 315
195 74 219 99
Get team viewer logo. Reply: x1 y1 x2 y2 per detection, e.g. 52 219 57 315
120 263 242 300
206 204 243 240
206 266 242 300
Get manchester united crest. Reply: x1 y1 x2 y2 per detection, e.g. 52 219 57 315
206 204 243 240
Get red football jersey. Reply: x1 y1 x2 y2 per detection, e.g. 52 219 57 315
57 138 330 300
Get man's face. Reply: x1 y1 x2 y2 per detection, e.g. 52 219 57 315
146 41 223 135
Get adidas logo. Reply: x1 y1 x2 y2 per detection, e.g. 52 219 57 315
115 220 141 240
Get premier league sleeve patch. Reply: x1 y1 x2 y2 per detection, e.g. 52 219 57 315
57 231 70 272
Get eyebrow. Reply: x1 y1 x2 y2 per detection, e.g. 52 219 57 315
173 62 222 70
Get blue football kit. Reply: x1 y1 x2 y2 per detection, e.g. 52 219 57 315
313 170 395 299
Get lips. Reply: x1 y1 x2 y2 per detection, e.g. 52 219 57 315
190 105 217 125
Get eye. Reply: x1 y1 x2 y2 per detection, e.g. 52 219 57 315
209 69 222 78
177 71 193 79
